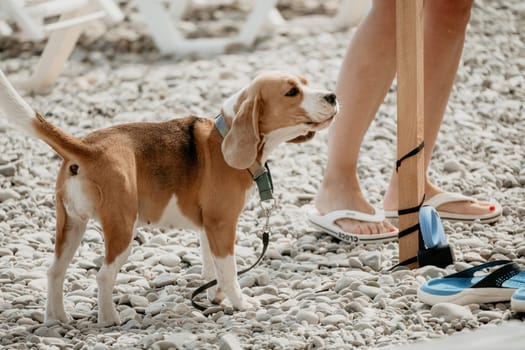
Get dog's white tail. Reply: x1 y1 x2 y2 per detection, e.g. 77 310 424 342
0 70 38 136
0 70 95 160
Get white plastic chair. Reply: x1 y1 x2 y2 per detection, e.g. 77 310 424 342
0 0 123 93
133 0 280 57
133 0 370 57
270 0 371 32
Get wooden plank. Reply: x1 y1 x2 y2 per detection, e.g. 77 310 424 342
396 0 425 268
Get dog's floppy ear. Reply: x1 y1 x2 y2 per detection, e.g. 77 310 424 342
222 95 262 169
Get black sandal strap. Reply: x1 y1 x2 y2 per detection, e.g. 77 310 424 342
396 141 424 172
443 260 512 279
471 262 521 288
393 255 418 269
398 223 420 239
396 196 426 252
394 194 426 217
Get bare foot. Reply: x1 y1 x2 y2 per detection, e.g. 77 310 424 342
315 183 397 235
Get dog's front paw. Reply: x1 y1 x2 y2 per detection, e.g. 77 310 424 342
207 286 226 305
45 310 71 324
233 295 260 311
97 308 121 327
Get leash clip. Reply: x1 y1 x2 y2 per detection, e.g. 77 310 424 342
259 198 276 234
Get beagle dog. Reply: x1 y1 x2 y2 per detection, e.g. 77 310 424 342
0 70 337 326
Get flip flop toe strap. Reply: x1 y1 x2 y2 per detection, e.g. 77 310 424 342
322 209 385 223
442 260 522 289
471 262 521 288
444 260 512 279
443 260 512 278
424 192 477 208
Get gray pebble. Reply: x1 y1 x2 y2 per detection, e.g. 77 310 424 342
93 343 109 350
129 295 149 308
239 274 257 288
151 274 178 288
321 314 347 325
0 189 20 201
120 308 137 323
431 303 473 321
0 164 16 177
443 160 462 173
34 327 62 338
359 251 382 271
138 334 164 348
0 247 13 256
334 276 353 293
164 332 198 348
417 265 446 279
219 334 242 350
476 310 502 321
308 336 325 349
296 310 319 325
145 302 165 316
358 285 381 299
159 254 181 267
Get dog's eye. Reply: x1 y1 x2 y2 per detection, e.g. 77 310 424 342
285 87 299 97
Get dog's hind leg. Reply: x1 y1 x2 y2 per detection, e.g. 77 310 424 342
46 191 87 323
96 211 136 326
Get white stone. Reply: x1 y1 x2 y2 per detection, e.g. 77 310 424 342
430 303 473 321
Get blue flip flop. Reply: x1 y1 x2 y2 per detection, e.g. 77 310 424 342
418 260 525 305
511 287 525 312
419 205 448 249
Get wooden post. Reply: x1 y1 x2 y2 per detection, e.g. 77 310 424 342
396 0 425 268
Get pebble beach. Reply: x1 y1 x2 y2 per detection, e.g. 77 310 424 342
0 0 524 349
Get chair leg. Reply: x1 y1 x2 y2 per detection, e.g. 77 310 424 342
134 0 183 54
237 0 279 46
267 8 286 28
0 20 13 36
19 3 95 94
94 0 124 22
2 0 45 40
170 0 190 20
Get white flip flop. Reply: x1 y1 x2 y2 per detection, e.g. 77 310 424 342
385 192 502 224
307 207 398 244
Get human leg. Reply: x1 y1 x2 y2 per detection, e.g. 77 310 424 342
315 0 397 235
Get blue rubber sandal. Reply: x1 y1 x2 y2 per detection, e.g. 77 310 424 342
511 287 525 312
418 260 525 305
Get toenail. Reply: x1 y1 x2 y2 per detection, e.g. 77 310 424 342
389 228 396 232
489 205 496 211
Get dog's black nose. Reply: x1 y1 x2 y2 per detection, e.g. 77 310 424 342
324 93 337 105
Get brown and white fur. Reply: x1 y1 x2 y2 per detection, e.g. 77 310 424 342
0 70 337 326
